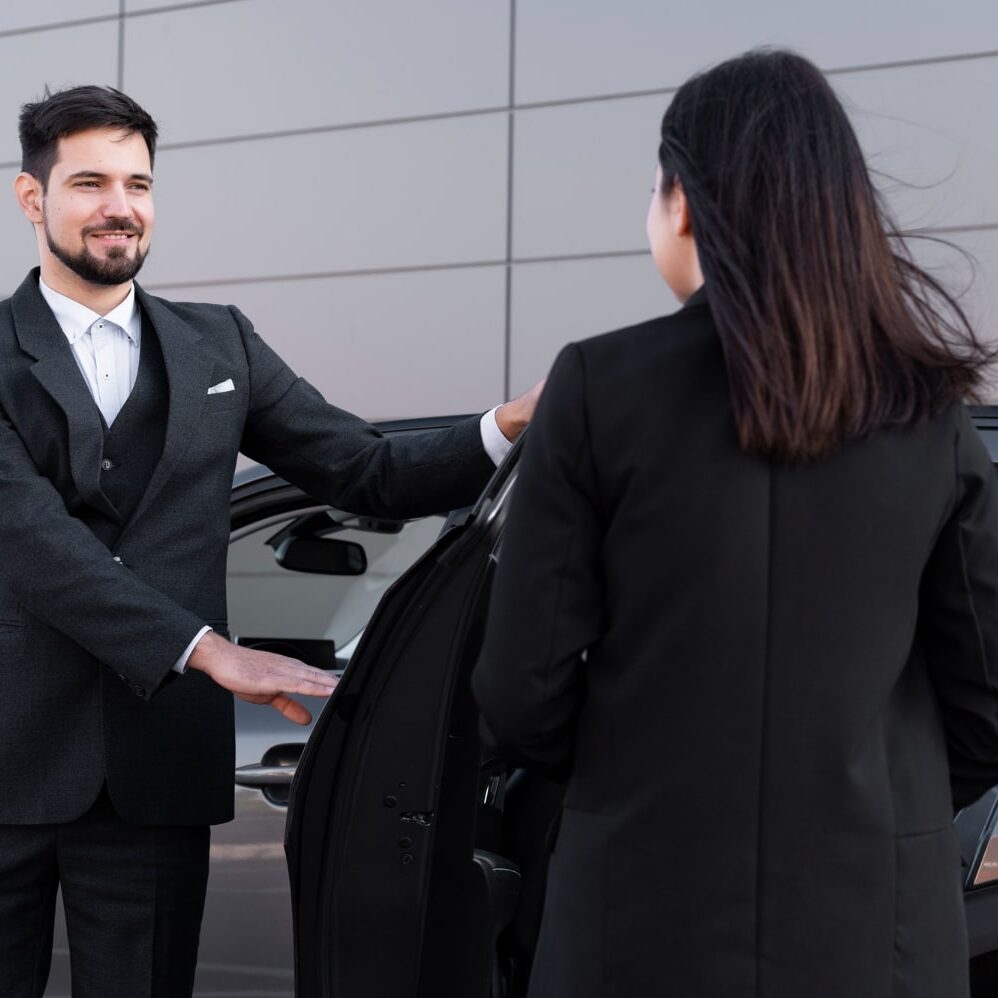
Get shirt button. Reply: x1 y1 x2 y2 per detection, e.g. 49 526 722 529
101 458 114 471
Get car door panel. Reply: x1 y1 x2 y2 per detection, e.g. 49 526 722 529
287 447 521 998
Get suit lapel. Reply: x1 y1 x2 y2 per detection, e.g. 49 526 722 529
11 272 216 528
11 271 120 521
127 285 214 526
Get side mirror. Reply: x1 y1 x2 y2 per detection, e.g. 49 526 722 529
275 536 367 575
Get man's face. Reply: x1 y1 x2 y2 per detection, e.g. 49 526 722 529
37 127 154 287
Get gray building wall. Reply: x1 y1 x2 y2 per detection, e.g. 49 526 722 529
0 0 995 421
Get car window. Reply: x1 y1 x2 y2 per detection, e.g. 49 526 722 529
226 511 447 669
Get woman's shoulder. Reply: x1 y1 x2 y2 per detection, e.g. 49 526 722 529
570 299 719 377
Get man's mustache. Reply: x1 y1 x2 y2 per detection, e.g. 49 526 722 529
82 219 144 237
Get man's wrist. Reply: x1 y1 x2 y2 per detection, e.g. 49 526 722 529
185 628 224 675
173 625 212 673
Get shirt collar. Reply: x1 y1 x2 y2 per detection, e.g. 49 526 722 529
38 277 140 346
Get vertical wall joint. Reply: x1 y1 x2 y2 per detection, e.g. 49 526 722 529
116 0 126 90
503 0 517 399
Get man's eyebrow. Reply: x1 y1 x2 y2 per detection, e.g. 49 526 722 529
64 170 154 183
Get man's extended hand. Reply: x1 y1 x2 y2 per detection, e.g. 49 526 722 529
496 379 545 442
186 631 337 725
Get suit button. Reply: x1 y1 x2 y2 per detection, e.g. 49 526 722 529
133 686 147 697
112 556 123 564
101 459 114 471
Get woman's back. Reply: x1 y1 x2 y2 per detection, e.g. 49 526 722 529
473 48 998 998
477 294 996 996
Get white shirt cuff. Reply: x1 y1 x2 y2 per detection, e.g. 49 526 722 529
480 406 512 466
173 625 212 673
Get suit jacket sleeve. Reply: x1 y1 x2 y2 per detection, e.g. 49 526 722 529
232 307 496 518
0 406 206 696
471 343 605 778
920 404 998 810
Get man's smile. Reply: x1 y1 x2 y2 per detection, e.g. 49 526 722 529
82 218 143 247
86 229 141 251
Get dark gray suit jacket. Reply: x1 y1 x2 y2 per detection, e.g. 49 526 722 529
473 292 998 997
0 269 494 826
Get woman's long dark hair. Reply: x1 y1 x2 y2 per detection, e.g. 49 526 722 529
658 49 994 462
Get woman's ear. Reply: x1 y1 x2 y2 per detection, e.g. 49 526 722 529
671 180 693 238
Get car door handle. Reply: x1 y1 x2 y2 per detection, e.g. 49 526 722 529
234 763 297 788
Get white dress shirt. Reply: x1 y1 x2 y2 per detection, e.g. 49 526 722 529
38 277 141 427
38 277 514 676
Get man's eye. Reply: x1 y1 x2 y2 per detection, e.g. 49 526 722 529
75 181 99 188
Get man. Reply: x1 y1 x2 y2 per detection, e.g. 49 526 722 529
0 85 538 997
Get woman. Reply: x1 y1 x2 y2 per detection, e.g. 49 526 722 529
472 50 998 998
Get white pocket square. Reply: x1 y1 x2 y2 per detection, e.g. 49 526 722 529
207 379 235 395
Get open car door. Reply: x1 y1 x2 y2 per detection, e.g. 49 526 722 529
286 440 524 998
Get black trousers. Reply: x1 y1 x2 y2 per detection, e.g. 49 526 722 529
0 786 209 998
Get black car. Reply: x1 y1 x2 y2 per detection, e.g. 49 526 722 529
276 408 998 997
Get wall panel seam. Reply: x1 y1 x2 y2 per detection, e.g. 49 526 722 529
123 0 251 17
0 12 120 38
144 259 510 291
0 49 991 160
136 227 998 292
0 0 251 39
156 106 511 152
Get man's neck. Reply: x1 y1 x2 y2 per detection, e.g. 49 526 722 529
38 263 132 317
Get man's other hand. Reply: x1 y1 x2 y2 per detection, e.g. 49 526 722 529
186 631 338 724
495 379 545 442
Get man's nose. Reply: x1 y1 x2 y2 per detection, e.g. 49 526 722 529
101 184 132 218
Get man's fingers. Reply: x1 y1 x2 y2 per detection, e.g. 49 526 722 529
205 642 339 708
235 667 336 725
278 669 338 697
269 694 313 725
237 656 338 696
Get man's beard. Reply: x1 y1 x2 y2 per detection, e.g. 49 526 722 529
44 215 149 287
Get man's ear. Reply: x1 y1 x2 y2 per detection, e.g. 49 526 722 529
671 180 693 238
14 172 44 224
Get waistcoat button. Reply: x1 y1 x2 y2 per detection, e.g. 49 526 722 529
101 458 114 471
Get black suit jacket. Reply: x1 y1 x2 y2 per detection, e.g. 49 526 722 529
473 292 998 998
0 270 494 826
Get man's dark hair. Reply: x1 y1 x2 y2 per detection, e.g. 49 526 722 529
19 85 158 188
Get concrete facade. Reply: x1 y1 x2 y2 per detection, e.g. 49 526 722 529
0 0 995 415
